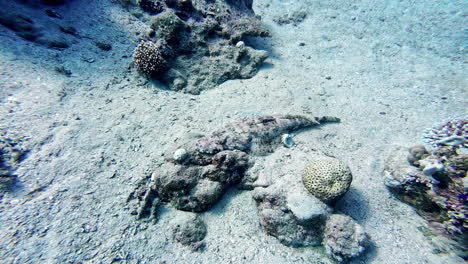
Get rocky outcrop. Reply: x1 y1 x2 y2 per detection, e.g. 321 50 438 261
130 0 270 94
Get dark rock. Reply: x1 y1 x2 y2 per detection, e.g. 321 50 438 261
94 41 112 51
41 0 67 5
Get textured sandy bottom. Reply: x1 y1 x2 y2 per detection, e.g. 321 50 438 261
0 0 466 263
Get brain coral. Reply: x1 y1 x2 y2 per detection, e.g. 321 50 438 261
302 156 352 203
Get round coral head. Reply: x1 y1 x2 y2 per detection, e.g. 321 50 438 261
302 156 353 203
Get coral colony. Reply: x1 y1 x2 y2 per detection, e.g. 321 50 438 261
385 118 467 259
132 0 269 94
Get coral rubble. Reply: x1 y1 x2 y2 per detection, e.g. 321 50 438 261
130 0 270 94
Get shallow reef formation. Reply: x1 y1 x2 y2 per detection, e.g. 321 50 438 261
384 142 467 258
129 0 270 94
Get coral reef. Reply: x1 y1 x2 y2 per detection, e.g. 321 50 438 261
422 118 467 150
384 145 467 259
129 0 270 94
323 214 369 262
302 156 353 204
171 213 207 251
130 115 340 213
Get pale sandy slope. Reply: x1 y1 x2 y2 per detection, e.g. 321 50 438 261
0 0 466 263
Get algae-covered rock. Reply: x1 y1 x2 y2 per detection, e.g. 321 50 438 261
131 0 270 94
253 179 332 247
323 214 369 262
302 156 352 204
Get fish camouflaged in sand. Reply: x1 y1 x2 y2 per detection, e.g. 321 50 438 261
129 115 340 216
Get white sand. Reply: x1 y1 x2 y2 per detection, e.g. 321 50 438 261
0 0 466 263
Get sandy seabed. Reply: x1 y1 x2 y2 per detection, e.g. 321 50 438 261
0 0 466 263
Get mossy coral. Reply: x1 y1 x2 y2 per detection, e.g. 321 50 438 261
302 156 352 203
